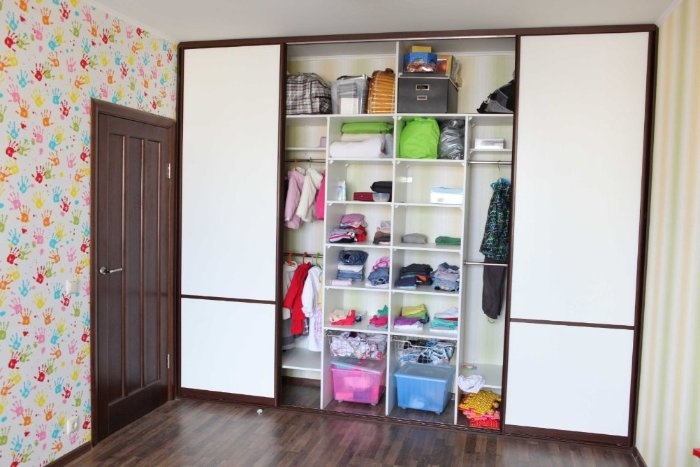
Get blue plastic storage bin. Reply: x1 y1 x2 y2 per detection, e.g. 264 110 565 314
394 363 454 414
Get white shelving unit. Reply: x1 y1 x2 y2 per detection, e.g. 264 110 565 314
281 36 515 429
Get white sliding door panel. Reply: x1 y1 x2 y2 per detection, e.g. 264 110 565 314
511 33 648 325
505 323 634 436
181 45 281 300
181 299 276 398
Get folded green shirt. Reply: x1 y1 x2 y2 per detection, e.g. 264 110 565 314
341 122 393 134
435 236 461 246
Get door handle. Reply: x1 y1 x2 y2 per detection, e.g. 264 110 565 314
99 266 123 275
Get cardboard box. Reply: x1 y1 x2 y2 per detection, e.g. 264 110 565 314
437 54 462 87
411 45 433 53
403 52 438 73
436 55 453 75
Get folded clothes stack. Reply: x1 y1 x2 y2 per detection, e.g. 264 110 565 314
369 305 389 329
394 263 433 289
394 304 429 330
431 262 460 292
366 256 390 288
329 213 368 243
373 220 391 245
336 249 368 283
430 306 459 331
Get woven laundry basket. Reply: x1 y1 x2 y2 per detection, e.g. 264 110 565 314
367 69 396 114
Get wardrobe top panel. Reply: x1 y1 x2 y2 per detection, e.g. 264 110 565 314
287 37 516 60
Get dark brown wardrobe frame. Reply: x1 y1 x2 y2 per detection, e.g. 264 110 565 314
175 23 657 449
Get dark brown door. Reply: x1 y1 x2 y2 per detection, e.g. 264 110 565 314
91 100 175 442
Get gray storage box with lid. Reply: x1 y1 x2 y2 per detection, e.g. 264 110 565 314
397 74 458 113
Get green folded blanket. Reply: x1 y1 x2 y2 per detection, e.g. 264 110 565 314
341 122 393 134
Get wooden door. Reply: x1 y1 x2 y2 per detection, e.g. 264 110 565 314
91 100 176 442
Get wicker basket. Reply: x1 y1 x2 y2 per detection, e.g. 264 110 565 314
367 69 396 114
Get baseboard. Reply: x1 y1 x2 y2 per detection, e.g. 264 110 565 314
282 375 321 388
179 387 275 406
632 446 648 466
504 424 630 447
45 442 91 466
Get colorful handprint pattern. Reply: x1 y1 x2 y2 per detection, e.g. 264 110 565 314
0 0 177 464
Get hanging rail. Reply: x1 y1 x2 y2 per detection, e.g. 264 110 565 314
284 157 326 163
284 251 324 258
463 260 509 267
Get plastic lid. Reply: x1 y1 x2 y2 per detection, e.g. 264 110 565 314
394 362 455 382
331 357 385 374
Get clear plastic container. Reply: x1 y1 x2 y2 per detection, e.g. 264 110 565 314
331 76 369 114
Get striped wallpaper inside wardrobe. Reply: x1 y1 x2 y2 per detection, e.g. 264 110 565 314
636 0 700 465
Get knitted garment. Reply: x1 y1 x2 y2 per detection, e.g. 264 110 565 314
479 178 512 262
458 390 501 417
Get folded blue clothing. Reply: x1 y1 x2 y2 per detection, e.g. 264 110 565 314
433 277 459 292
338 250 369 266
336 269 364 280
394 275 416 289
367 267 389 285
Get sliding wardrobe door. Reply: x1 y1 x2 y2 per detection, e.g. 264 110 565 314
506 32 652 443
180 44 282 401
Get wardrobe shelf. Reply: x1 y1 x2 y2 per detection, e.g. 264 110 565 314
327 157 393 164
468 148 512 154
327 200 394 207
286 147 326 152
393 243 462 253
467 114 514 125
325 243 389 251
393 202 463 209
325 284 390 293
282 348 322 372
391 287 461 298
390 327 460 341
395 158 466 167
325 322 389 334
459 362 503 390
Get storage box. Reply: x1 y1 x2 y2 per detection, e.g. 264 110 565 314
394 363 455 414
331 358 386 405
397 75 458 114
436 55 462 87
411 45 433 53
331 76 368 114
403 52 438 73
353 192 374 202
430 187 463 205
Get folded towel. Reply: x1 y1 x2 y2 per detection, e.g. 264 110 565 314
329 135 385 159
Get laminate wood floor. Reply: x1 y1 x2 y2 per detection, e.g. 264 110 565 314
68 398 640 467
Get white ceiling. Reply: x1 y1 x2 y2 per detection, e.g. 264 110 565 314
93 0 675 43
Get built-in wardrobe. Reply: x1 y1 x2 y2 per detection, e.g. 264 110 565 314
177 25 655 447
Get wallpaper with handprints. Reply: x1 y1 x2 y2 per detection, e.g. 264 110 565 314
0 0 177 464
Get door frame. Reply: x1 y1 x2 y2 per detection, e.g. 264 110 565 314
90 99 177 444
